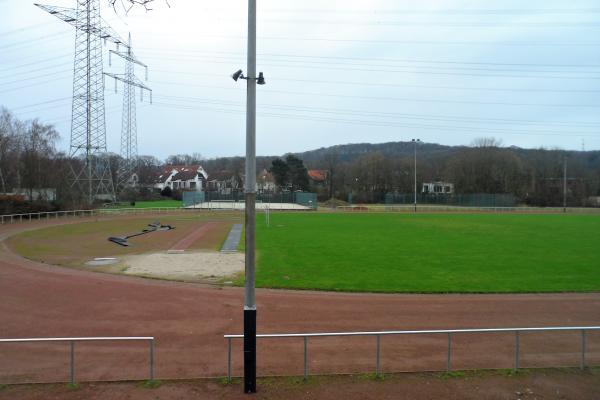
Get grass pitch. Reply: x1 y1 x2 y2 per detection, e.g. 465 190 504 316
251 213 600 293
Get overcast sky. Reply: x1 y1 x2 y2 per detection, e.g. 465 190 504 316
2 0 600 159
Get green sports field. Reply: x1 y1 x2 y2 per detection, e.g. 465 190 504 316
250 213 600 293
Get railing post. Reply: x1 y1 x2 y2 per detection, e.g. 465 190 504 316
303 336 308 380
150 338 155 380
227 337 232 382
514 331 520 370
70 340 75 384
447 333 452 372
375 334 381 377
581 330 586 370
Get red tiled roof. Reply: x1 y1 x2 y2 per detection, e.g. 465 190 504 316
308 169 328 182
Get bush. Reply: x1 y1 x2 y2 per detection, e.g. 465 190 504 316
160 186 172 198
0 197 60 215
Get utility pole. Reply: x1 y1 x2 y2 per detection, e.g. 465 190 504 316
244 0 257 393
563 157 567 213
412 139 420 212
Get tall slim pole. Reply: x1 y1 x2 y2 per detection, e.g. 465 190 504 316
412 139 419 212
563 157 567 213
244 0 257 394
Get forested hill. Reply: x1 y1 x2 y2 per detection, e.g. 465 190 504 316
295 141 463 163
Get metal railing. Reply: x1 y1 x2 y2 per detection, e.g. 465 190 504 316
0 207 203 225
224 326 600 381
0 336 155 384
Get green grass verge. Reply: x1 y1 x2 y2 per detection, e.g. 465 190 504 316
244 213 600 293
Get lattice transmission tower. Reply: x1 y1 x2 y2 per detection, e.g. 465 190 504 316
105 33 151 194
35 1 127 203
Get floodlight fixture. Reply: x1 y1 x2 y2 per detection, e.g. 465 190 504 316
232 69 244 81
232 69 266 85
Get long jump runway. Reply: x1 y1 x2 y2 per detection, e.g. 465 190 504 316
0 220 599 384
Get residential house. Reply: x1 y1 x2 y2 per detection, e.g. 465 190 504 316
206 170 242 194
153 165 208 192
422 181 454 194
257 169 276 193
308 170 328 188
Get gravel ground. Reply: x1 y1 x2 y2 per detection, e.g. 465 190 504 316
121 251 244 280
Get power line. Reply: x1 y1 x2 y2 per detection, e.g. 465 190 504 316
0 30 72 51
0 62 72 80
148 75 599 109
150 76 599 95
140 54 600 80
0 53 72 73
129 32 600 47
155 92 600 128
148 99 600 138
142 48 600 69
0 70 73 88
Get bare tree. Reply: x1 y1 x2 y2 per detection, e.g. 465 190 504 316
471 137 503 148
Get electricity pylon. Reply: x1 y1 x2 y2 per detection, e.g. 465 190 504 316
105 33 151 194
35 1 126 203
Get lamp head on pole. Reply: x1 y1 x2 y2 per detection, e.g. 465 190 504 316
231 69 244 81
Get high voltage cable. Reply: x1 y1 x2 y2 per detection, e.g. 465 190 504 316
0 74 72 94
137 48 600 69
150 76 599 95
129 32 600 47
0 30 72 51
142 55 600 80
148 100 600 138
0 21 58 37
154 93 600 128
0 62 72 80
0 70 72 88
148 77 599 108
0 53 73 73
9 97 72 111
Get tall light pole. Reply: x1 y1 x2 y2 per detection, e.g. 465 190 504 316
411 139 420 212
244 0 257 393
231 0 266 393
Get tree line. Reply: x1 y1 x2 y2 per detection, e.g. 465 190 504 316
2 105 599 211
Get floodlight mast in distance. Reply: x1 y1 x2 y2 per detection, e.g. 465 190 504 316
411 139 421 212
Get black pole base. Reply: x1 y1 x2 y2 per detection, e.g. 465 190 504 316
244 308 257 393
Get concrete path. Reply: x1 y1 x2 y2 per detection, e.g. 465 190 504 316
220 223 242 253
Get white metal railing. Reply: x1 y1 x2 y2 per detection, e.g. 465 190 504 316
0 336 155 384
0 206 206 225
224 326 600 381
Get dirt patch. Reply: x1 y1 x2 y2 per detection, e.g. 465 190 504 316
1 369 599 400
6 217 235 268
120 251 244 281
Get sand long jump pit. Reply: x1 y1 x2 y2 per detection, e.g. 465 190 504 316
120 251 244 282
